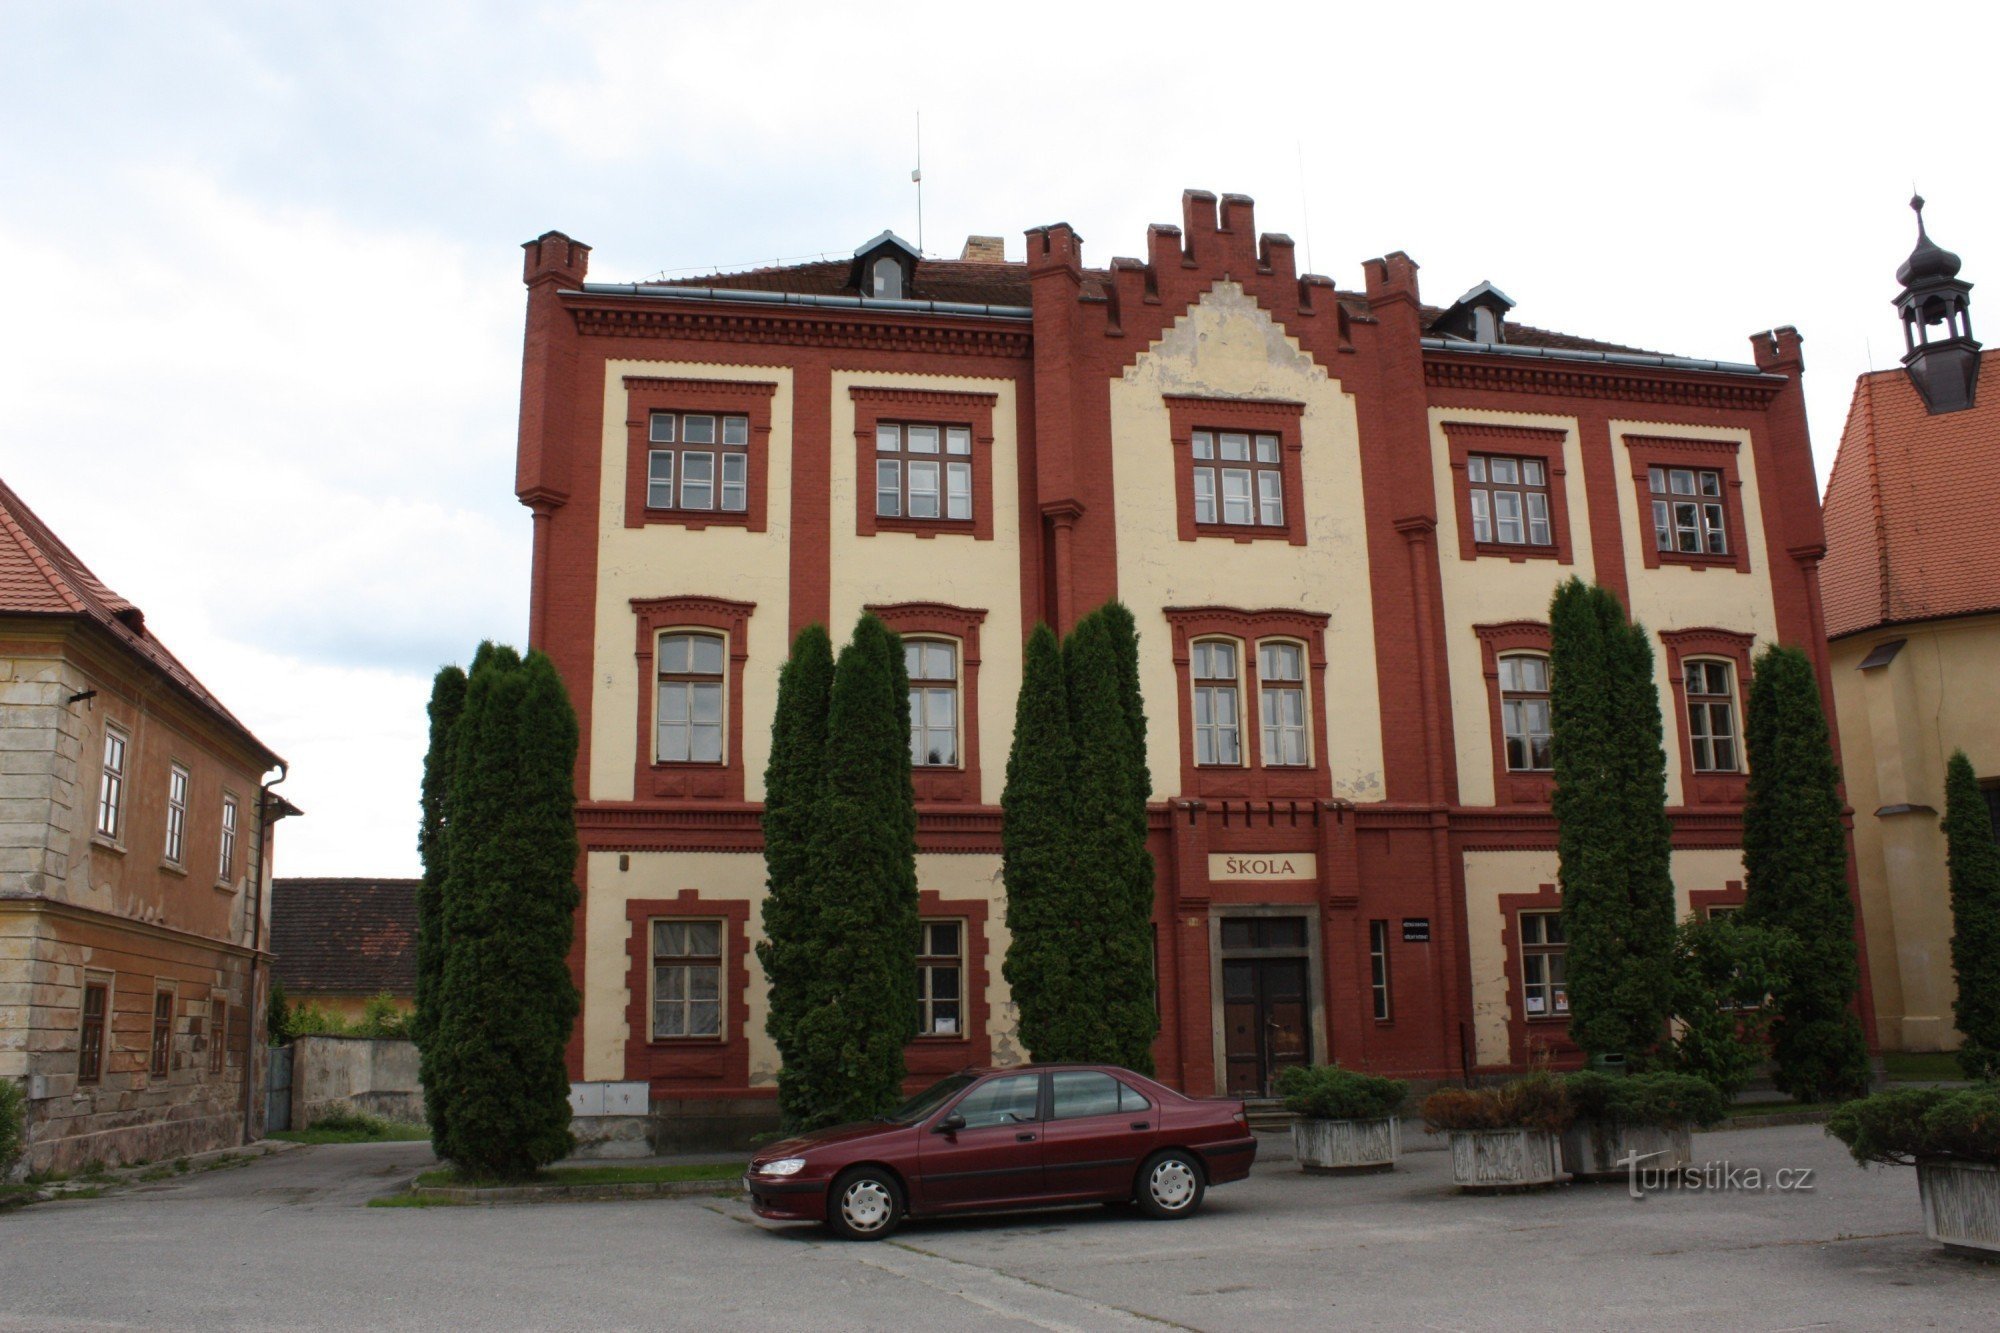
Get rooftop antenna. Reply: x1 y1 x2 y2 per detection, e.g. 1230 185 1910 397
912 111 924 255
1296 140 1315 276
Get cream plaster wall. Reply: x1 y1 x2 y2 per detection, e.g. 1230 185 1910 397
581 850 1014 1084
1609 421 1780 804
1461 847 1746 1067
828 371 1024 806
1428 409 1595 806
1831 613 2000 1051
1110 282 1386 801
589 361 796 803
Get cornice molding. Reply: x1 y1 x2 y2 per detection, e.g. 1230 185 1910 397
569 300 1033 358
1426 354 1785 409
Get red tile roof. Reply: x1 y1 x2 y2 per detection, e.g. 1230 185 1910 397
1821 350 2000 638
651 258 1665 356
270 878 419 997
0 474 279 763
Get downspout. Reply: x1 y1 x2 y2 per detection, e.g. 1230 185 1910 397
240 761 288 1145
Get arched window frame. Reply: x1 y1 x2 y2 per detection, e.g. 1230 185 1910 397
1473 621 1556 806
1164 607 1331 801
865 602 986 804
630 595 755 801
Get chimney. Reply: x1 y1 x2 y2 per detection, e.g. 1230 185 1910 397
959 235 1006 264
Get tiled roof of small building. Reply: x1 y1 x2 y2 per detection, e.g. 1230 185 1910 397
1821 349 2000 638
269 878 420 997
0 474 279 762
648 258 1666 357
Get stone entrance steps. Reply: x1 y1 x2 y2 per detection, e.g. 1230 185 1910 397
1243 1099 1297 1134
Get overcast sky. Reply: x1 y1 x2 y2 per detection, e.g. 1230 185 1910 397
2 2 1989 877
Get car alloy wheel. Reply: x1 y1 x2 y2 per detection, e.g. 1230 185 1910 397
828 1169 903 1241
1137 1150 1206 1219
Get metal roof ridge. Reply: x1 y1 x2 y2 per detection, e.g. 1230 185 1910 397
573 283 1034 321
1419 337 1773 378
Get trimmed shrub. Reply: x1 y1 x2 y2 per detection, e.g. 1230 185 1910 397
1421 1073 1571 1135
1944 751 2000 1081
1827 1086 2000 1167
1277 1065 1409 1121
287 1002 349 1037
355 993 414 1040
1565 1070 1727 1130
0 1077 24 1178
266 979 292 1046
1665 912 1796 1097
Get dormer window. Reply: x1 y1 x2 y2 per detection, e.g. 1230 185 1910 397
1432 280 1517 346
871 255 904 300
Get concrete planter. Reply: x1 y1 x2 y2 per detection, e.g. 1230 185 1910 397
1446 1128 1563 1191
1293 1116 1400 1174
1561 1120 1692 1181
1916 1159 2000 1258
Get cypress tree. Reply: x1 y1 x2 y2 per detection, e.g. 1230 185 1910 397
1741 644 1869 1102
1943 751 2000 1081
432 646 582 1177
1056 611 1160 1071
1551 579 1675 1061
785 615 919 1130
758 624 836 1130
1002 624 1080 1064
415 662 466 1145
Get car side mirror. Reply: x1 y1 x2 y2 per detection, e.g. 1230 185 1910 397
934 1113 966 1134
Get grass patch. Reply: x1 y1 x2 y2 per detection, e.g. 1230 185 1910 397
414 1161 746 1189
271 1113 431 1145
367 1192 468 1208
47 1186 103 1200
1882 1051 1968 1082
199 1153 253 1172
135 1165 177 1182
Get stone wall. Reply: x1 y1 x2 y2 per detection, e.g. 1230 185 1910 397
292 1034 424 1126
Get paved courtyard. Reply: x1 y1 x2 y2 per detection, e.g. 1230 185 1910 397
1 1123 1994 1331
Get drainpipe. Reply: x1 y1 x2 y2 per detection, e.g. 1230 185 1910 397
240 762 288 1145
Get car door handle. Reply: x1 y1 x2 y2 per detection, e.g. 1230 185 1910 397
1015 1132 1036 1143
1130 1121 1151 1131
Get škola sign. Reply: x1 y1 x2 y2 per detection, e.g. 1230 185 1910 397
1207 852 1318 881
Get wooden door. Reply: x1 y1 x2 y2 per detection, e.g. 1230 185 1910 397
1223 956 1311 1096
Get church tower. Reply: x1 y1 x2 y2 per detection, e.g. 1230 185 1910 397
1895 195 1980 413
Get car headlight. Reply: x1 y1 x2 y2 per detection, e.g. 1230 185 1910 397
757 1157 807 1177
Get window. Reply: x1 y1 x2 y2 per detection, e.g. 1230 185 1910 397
1467 455 1553 547
1519 912 1568 1018
150 990 174 1078
651 920 722 1039
871 254 904 300
97 728 126 839
209 998 228 1074
164 764 189 864
1684 661 1738 772
656 632 725 764
79 981 107 1084
1190 429 1285 529
1050 1070 1142 1120
1498 654 1553 772
875 423 973 522
219 795 238 882
645 412 750 514
952 1073 1041 1129
1982 781 2000 847
1258 641 1307 767
1369 920 1392 1021
918 920 964 1037
1192 640 1242 766
1648 466 1728 556
905 639 959 767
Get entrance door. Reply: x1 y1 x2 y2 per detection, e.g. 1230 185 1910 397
1220 916 1312 1097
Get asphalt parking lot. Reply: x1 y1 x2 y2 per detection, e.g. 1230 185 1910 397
2 1123 1994 1331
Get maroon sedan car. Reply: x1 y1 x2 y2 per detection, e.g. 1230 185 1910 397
745 1064 1256 1240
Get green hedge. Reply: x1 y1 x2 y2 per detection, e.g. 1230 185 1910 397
1826 1086 2000 1167
1565 1070 1727 1129
1276 1065 1408 1121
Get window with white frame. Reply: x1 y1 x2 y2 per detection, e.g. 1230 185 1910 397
165 764 190 864
97 727 127 839
1519 911 1569 1017
1258 641 1308 767
1190 429 1284 529
1499 654 1553 772
1369 919 1392 1021
651 920 722 1039
1467 455 1553 547
219 794 238 882
917 920 964 1037
656 632 725 764
905 639 959 767
876 423 973 521
1684 660 1739 772
1191 640 1242 766
1649 466 1728 555
646 412 749 514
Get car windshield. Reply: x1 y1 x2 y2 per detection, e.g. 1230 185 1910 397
880 1073 977 1125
